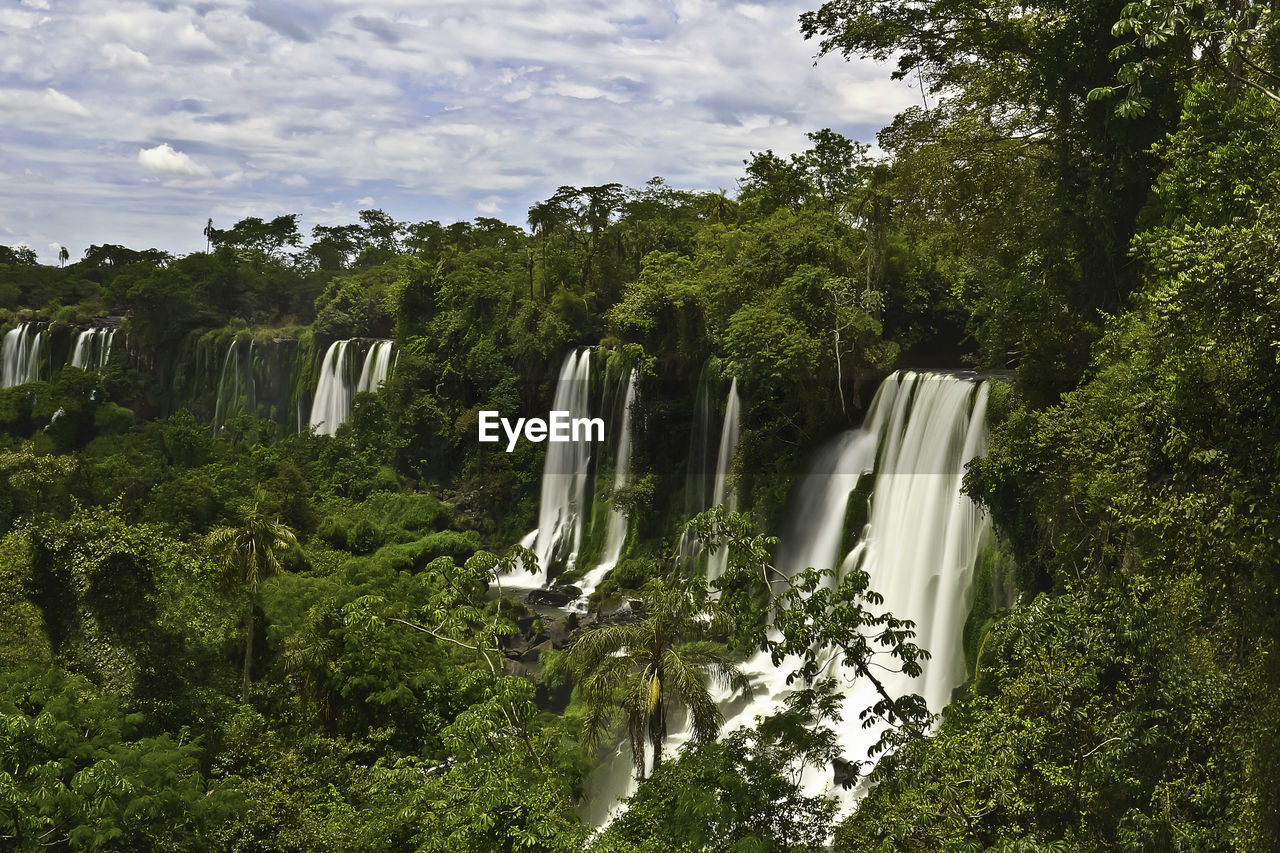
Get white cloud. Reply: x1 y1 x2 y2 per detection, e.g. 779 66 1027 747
1 0 918 254
138 143 212 177
0 86 89 117
100 42 150 70
44 88 87 116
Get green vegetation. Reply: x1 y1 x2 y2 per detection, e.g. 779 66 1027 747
4 0 1280 847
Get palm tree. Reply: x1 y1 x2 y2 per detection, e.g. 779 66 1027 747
565 577 750 780
207 504 297 703
58 245 69 267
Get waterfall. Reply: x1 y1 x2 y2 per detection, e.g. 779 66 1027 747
705 377 741 582
576 368 638 601
213 339 256 434
735 370 991 807
69 328 116 372
774 378 900 580
856 373 991 713
517 348 594 589
1 323 45 388
309 341 353 436
584 369 994 824
308 339 394 435
356 340 394 393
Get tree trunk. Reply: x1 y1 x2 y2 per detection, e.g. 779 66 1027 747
650 703 666 770
241 595 255 703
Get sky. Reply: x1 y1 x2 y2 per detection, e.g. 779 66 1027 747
0 0 919 261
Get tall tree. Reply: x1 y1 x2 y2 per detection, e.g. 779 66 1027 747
206 504 297 702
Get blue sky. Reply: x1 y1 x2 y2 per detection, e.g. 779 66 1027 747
0 0 918 261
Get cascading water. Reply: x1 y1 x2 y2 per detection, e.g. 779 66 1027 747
518 348 594 589
726 371 991 807
576 368 638 602
309 341 353 436
69 328 116 372
357 340 394 393
856 373 991 713
704 377 741 582
1 323 45 388
308 339 394 436
583 370 994 825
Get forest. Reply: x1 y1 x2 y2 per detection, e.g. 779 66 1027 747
3 0 1280 850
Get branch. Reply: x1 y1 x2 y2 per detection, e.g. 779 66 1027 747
1212 51 1280 105
384 616 499 675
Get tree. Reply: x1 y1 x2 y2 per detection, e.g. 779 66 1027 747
207 214 302 259
0 245 37 265
799 0 1181 396
592 724 838 852
342 548 588 851
563 575 749 779
0 667 241 849
58 245 69 267
1095 0 1280 115
689 507 933 783
206 504 298 702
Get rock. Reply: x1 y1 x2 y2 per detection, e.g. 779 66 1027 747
527 585 582 607
519 639 555 665
547 618 570 649
597 596 639 623
832 757 862 789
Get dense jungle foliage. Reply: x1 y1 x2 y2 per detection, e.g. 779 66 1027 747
4 0 1280 849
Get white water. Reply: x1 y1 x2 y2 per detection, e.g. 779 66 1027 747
308 339 394 436
705 377 741 582
517 348 595 589
309 341 352 436
583 370 993 824
859 374 991 713
356 340 394 393
69 328 116 372
1 323 45 388
576 368 638 602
